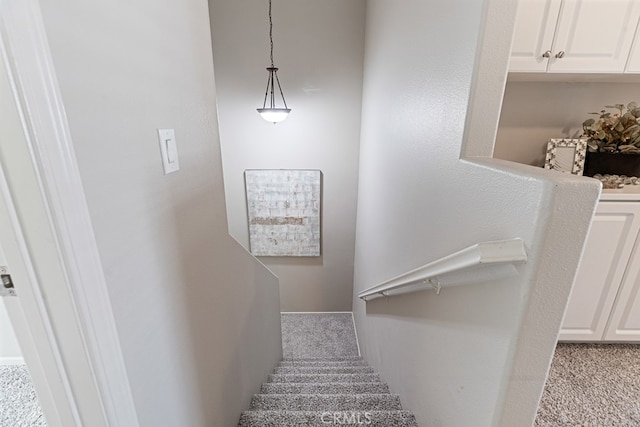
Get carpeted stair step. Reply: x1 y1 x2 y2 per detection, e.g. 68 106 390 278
249 393 402 411
281 357 364 362
238 410 419 426
278 360 368 367
238 314 419 427
260 382 390 395
268 373 381 383
273 366 374 375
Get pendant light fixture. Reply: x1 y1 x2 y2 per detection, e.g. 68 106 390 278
257 0 291 124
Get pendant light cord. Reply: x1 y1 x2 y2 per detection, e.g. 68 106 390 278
268 0 288 109
269 0 274 67
258 0 289 114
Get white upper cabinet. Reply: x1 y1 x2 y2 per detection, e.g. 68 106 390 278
625 20 640 71
553 0 640 72
510 0 640 73
510 0 562 72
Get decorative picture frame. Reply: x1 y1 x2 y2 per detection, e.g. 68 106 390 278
244 169 322 257
544 138 587 175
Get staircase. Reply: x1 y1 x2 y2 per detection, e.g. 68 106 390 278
238 313 418 426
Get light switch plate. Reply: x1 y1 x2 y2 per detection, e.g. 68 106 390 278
158 128 179 174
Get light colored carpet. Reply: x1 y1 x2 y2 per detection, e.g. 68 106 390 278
238 313 418 426
535 343 640 426
281 313 360 359
0 364 47 427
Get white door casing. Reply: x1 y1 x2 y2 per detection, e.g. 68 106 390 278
0 159 76 427
0 0 139 425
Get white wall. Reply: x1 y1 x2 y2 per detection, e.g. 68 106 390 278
495 80 640 166
38 1 282 426
353 1 601 426
209 0 365 311
0 300 22 363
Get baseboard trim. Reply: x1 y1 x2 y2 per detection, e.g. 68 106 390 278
281 311 354 314
350 313 362 357
0 356 25 365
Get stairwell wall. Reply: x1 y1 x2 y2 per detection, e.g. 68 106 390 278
37 0 282 426
352 1 600 426
209 0 366 312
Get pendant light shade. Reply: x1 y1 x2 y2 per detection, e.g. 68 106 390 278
257 0 291 123
258 108 290 123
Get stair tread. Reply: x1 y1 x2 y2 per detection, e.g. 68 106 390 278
281 357 364 361
250 393 402 411
268 373 381 383
260 382 390 394
278 360 369 367
273 366 374 374
238 314 417 426
238 410 418 427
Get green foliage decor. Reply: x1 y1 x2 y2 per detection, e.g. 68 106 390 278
582 102 640 154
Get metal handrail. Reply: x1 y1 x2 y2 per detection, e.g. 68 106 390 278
358 238 527 301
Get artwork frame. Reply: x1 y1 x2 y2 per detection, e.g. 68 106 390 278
244 169 322 257
544 138 587 175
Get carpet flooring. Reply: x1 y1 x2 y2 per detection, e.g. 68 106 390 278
535 343 640 426
281 312 360 359
238 313 418 426
0 364 46 427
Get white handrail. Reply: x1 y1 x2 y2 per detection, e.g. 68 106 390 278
358 238 527 301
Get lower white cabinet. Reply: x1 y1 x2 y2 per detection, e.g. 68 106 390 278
560 199 640 341
604 230 640 341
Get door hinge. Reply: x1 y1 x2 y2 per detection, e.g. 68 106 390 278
0 266 16 297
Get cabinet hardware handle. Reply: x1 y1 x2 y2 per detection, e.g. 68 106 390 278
555 51 565 59
542 50 552 58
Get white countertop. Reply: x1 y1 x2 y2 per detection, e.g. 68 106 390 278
601 186 640 201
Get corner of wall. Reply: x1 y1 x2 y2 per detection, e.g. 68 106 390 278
496 172 601 426
461 0 517 158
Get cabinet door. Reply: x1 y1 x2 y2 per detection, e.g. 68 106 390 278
604 220 640 341
549 0 640 73
509 0 562 72
624 22 640 72
559 202 640 341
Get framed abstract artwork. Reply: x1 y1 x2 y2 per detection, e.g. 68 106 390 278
544 138 587 175
244 169 321 256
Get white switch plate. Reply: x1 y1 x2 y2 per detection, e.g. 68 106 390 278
158 128 179 174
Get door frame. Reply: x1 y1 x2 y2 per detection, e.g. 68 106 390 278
0 1 138 425
0 157 79 427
